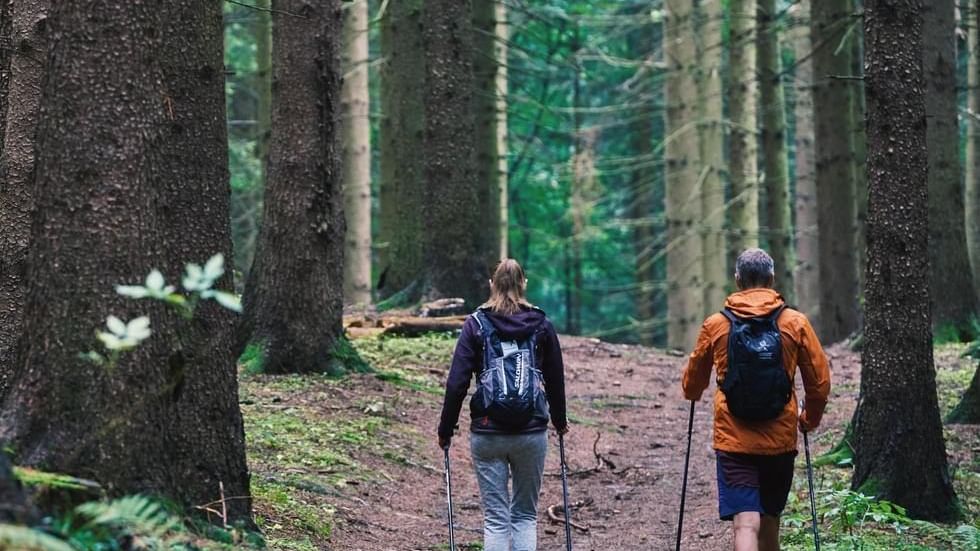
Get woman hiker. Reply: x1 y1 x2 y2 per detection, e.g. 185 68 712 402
438 258 569 551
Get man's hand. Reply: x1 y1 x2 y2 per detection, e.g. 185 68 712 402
798 401 814 433
438 436 451 450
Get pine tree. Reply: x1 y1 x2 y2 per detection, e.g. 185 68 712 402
969 0 980 302
728 0 760 257
699 0 727 312
238 0 347 374
852 0 957 521
473 0 502 268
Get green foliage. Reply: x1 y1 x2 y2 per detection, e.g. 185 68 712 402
327 338 371 375
239 342 266 376
13 467 100 493
0 524 74 551
351 333 456 394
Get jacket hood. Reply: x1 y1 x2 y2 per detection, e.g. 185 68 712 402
480 306 547 340
724 288 785 318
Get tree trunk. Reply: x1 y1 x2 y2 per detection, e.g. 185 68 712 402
628 13 658 346
852 0 957 521
0 0 47 394
0 0 10 154
567 27 584 335
812 0 860 342
421 0 486 308
665 0 704 349
0 0 250 521
377 0 425 300
948 361 980 423
495 0 509 260
698 0 727 313
728 0 759 258
758 0 794 303
969 0 980 303
850 6 868 294
473 0 501 268
342 0 372 307
239 0 346 375
924 0 977 331
791 0 820 324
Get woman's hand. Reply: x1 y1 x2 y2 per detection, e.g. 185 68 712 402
556 424 569 436
438 436 451 449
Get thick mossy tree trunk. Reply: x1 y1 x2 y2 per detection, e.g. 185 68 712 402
377 0 425 301
758 0 793 303
239 0 346 374
924 0 977 331
698 0 727 313
0 0 47 394
791 0 820 323
968 0 980 303
728 0 759 257
852 0 957 521
472 0 501 268
664 0 704 350
0 0 250 521
812 0 860 343
421 0 486 308
342 0 372 307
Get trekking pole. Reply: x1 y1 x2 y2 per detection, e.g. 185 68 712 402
675 400 695 551
559 433 573 551
443 446 456 551
803 429 821 551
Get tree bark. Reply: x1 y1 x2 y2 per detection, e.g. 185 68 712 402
791 0 820 324
0 0 250 521
239 0 346 374
758 0 794 303
812 0 860 342
495 0 509 260
377 0 425 300
342 0 372 306
850 5 868 294
728 0 760 258
473 0 501 268
0 0 10 155
924 0 977 330
698 0 727 313
852 0 957 521
665 0 704 350
969 0 980 303
0 0 47 395
421 0 486 308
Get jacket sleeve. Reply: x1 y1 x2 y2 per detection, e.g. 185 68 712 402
437 317 481 439
797 317 831 430
539 321 568 431
682 319 715 401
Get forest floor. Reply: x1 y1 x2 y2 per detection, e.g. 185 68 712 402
240 334 980 551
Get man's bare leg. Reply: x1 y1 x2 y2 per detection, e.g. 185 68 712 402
733 512 761 551
758 515 780 551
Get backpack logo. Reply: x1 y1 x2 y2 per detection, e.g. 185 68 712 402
720 306 792 421
472 310 548 429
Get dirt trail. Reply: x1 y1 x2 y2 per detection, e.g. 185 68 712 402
251 336 861 550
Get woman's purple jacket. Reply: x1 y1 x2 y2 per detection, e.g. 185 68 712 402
437 306 568 440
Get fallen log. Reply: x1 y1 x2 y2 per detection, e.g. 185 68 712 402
380 316 467 337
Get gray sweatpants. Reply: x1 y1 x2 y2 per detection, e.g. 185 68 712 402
469 431 548 551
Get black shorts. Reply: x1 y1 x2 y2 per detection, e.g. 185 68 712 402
716 450 797 520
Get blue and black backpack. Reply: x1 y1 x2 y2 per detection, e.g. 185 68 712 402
472 309 548 429
720 305 792 421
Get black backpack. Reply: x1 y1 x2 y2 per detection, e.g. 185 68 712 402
472 310 548 429
720 305 791 421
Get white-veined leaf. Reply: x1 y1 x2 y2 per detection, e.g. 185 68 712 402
106 316 127 336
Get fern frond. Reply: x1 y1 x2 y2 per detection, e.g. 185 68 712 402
12 467 101 492
0 524 74 551
75 495 182 538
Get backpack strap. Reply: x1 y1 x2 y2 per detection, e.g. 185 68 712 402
720 305 787 323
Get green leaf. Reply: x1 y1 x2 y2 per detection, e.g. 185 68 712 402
0 524 74 551
211 291 242 313
116 285 149 299
105 316 127 337
204 253 225 281
145 269 166 293
126 316 151 341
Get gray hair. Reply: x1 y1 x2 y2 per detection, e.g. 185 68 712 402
735 248 775 288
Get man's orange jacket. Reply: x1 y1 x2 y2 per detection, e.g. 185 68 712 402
682 288 831 455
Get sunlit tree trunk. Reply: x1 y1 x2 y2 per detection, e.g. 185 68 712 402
852 0 957 521
791 0 820 323
812 0 860 342
342 0 372 306
758 0 794 303
698 0 727 312
728 0 759 258
924 0 976 330
239 0 346 374
665 0 704 349
969 0 980 302
0 0 47 394
496 0 509 259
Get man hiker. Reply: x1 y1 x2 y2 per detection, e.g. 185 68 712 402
681 248 831 551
